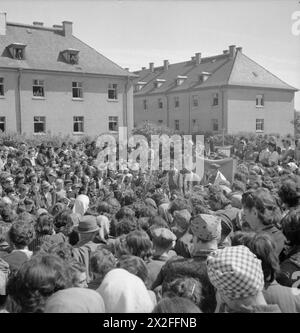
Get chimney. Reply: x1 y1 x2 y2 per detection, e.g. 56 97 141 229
0 12 7 36
195 52 201 65
33 22 43 26
229 45 236 58
223 50 229 54
191 56 195 61
62 21 73 37
163 60 169 71
149 62 154 72
236 46 242 53
142 67 146 70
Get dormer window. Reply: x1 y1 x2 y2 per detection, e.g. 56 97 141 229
176 76 187 86
61 49 79 65
135 81 147 92
154 79 166 88
199 72 211 83
7 43 26 60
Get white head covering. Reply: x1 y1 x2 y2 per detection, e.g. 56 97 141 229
44 288 105 313
96 215 110 242
72 194 89 216
97 268 155 313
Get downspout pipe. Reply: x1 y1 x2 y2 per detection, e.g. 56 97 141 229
16 69 22 134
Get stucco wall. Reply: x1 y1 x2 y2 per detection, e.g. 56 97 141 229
227 87 295 135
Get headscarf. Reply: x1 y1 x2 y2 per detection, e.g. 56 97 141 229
158 203 173 224
96 215 110 242
97 268 155 313
145 198 157 210
44 287 105 313
72 194 89 216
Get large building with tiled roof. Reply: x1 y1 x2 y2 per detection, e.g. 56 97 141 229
0 13 135 136
133 45 298 135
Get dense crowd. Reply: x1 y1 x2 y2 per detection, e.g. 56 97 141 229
0 134 300 313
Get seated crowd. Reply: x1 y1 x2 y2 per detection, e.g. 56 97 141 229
0 135 300 313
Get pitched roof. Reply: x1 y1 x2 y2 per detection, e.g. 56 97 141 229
0 22 135 77
133 49 298 95
228 52 297 91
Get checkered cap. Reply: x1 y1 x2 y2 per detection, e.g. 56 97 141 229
207 245 264 300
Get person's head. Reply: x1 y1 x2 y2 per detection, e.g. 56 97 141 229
69 260 88 288
209 192 231 211
278 177 300 209
241 188 281 231
97 268 155 313
231 231 256 247
53 210 74 236
246 233 280 284
44 288 105 313
171 209 191 238
148 216 169 229
55 179 64 191
207 245 265 312
152 297 201 313
281 208 300 246
7 254 73 313
41 181 51 194
115 217 137 237
8 221 35 250
117 255 149 286
77 215 100 243
114 234 131 258
115 206 135 220
150 227 176 254
190 214 222 256
282 138 291 149
35 214 54 237
40 241 74 262
162 277 203 310
125 230 152 261
268 142 276 153
90 247 117 281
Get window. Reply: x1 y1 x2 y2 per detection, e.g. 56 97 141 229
73 116 84 133
213 93 219 106
72 82 83 99
158 98 163 109
175 120 180 130
256 119 264 132
212 119 219 131
0 78 4 96
109 116 118 131
34 116 46 133
61 49 79 65
174 96 179 108
192 95 198 107
32 80 45 97
0 117 5 132
256 94 264 107
108 84 118 100
7 43 26 60
143 99 147 111
14 48 24 60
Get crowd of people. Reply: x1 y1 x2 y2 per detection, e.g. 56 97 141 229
0 134 300 313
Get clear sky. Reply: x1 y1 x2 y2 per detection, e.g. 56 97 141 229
1 0 300 109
